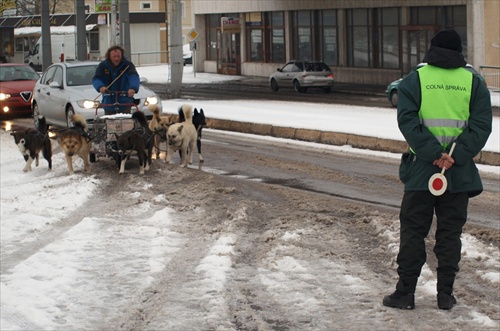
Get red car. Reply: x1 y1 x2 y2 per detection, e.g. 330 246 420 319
0 63 40 118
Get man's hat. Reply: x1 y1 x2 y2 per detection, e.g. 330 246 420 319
431 30 462 52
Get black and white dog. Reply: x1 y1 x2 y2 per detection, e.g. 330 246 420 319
114 111 153 175
10 117 52 172
178 107 206 162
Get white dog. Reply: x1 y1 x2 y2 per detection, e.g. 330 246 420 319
165 104 198 167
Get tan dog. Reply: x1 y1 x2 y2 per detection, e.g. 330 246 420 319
53 114 91 175
148 104 172 160
166 104 198 167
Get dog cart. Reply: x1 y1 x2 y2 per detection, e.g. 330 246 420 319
89 92 140 165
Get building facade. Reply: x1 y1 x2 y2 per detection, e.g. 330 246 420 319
189 0 499 85
1 0 498 87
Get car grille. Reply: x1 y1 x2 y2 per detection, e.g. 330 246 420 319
20 91 32 102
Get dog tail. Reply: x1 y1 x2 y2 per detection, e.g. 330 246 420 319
37 116 48 134
132 110 149 129
178 104 193 122
71 114 88 132
149 104 161 119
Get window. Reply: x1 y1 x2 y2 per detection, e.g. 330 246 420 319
409 6 467 59
292 11 313 61
140 2 152 10
290 10 338 65
377 8 400 69
89 31 99 52
346 8 400 69
320 10 338 66
206 14 220 61
268 11 285 63
347 9 372 67
245 11 285 63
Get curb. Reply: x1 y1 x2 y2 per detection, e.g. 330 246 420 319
206 118 500 167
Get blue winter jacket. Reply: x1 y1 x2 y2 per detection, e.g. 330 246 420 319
92 58 140 112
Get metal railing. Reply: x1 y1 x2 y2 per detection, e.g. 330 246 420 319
479 65 500 91
130 50 169 67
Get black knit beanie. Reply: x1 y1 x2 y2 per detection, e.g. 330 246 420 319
430 30 462 52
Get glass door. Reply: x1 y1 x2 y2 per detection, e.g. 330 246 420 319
217 29 241 75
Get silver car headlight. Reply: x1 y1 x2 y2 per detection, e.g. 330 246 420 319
76 100 100 109
145 96 159 106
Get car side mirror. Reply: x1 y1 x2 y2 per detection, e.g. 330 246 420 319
49 81 61 89
277 68 282 72
140 76 148 83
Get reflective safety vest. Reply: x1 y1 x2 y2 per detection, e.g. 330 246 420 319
417 65 473 150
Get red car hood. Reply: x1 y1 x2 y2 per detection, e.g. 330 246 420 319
1 80 37 93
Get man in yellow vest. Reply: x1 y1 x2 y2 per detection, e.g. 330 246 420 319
383 30 492 310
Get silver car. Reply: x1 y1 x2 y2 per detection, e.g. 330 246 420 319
31 61 162 130
269 60 334 93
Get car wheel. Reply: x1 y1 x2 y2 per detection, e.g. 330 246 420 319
270 79 279 92
66 105 76 128
323 87 332 94
293 80 303 93
32 102 45 131
390 90 398 107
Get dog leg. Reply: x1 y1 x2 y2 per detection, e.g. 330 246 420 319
23 157 35 172
180 147 188 168
138 152 145 175
119 156 129 174
35 154 40 167
83 155 91 173
43 141 52 170
65 155 74 175
154 136 160 160
165 147 172 164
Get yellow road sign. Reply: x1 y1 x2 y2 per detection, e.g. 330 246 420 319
187 29 199 41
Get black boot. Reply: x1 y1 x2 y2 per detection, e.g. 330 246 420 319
383 290 415 310
437 292 457 310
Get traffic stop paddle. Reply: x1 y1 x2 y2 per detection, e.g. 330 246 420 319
428 142 457 196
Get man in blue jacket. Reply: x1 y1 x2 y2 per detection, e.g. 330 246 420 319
92 45 140 115
383 30 492 310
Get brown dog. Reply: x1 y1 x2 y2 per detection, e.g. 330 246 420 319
148 104 172 160
53 114 91 175
10 117 52 172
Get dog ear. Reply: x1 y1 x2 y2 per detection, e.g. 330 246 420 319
177 125 183 133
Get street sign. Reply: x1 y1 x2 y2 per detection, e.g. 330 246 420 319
187 29 199 41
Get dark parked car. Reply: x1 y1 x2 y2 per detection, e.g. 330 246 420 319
385 63 485 107
0 63 40 118
269 60 334 93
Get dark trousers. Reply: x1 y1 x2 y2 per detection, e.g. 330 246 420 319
396 191 468 294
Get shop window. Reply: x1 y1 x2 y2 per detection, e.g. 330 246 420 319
245 11 285 64
290 10 337 65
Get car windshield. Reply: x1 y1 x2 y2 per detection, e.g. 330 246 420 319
305 62 330 72
0 66 39 82
66 65 98 86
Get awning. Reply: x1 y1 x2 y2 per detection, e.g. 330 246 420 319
14 24 97 36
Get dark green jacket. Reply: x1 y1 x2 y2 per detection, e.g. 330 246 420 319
397 46 492 197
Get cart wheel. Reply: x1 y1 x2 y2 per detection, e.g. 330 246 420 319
90 153 96 163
